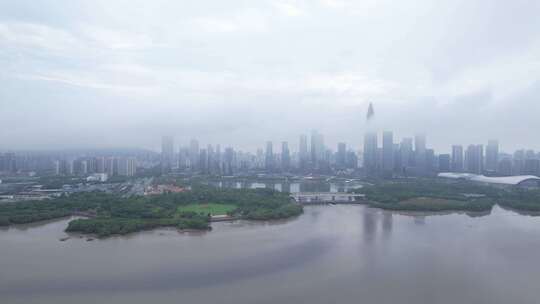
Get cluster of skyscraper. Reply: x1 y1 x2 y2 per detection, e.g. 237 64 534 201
364 131 433 177
0 153 16 174
161 136 236 175
359 103 534 178
363 131 500 177
161 127 540 178
2 128 539 180
363 131 540 178
53 157 137 177
0 152 137 177
160 131 359 175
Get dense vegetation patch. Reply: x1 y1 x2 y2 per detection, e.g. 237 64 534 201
367 197 494 212
497 189 540 212
359 179 540 213
0 216 10 226
0 187 302 237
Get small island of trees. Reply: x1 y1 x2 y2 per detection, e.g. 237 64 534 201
0 187 302 237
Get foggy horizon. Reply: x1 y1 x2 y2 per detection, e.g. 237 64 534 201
3 3 540 304
0 126 524 156
2 1 540 153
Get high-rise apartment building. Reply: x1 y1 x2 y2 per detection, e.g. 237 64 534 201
118 157 137 176
265 141 274 171
215 144 222 174
0 153 16 173
199 149 208 174
465 144 484 174
498 158 513 176
161 136 174 172
96 157 105 173
485 140 499 173
281 141 290 171
299 134 308 170
105 157 116 176
414 134 426 173
399 138 413 170
189 139 199 171
382 131 394 176
438 154 451 172
451 145 464 172
363 131 378 176
224 147 235 175
336 142 347 169
310 130 324 168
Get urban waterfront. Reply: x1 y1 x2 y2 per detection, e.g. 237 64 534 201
203 180 365 193
1 205 540 304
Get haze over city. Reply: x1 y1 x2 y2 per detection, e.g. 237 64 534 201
2 0 540 152
4 2 540 304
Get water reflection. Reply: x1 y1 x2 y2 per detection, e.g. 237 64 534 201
382 212 393 238
363 209 377 242
361 210 394 242
414 215 426 225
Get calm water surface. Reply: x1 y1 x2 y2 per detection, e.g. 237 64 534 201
1 205 540 304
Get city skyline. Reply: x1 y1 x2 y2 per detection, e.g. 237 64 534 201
2 2 540 304
5 129 540 179
0 127 534 156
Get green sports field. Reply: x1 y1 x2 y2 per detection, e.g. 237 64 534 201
177 203 237 216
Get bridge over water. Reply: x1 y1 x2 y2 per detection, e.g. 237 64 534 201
291 192 366 204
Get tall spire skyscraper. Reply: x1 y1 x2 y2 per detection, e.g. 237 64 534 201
367 102 375 121
364 102 378 176
363 132 378 175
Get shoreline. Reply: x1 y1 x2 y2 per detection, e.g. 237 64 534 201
4 203 540 241
302 202 540 218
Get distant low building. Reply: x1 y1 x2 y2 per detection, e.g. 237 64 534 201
87 173 108 182
437 172 540 188
145 184 186 195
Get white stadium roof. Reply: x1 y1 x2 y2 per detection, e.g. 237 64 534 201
437 172 540 186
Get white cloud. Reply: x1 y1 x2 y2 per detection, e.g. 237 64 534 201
318 0 382 14
192 17 240 33
191 9 269 33
272 1 307 17
18 69 159 97
304 72 399 98
78 25 163 50
0 22 82 52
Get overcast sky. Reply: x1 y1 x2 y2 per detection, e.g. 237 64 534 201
1 0 539 153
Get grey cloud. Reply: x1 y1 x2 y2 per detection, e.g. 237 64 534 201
1 0 539 152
